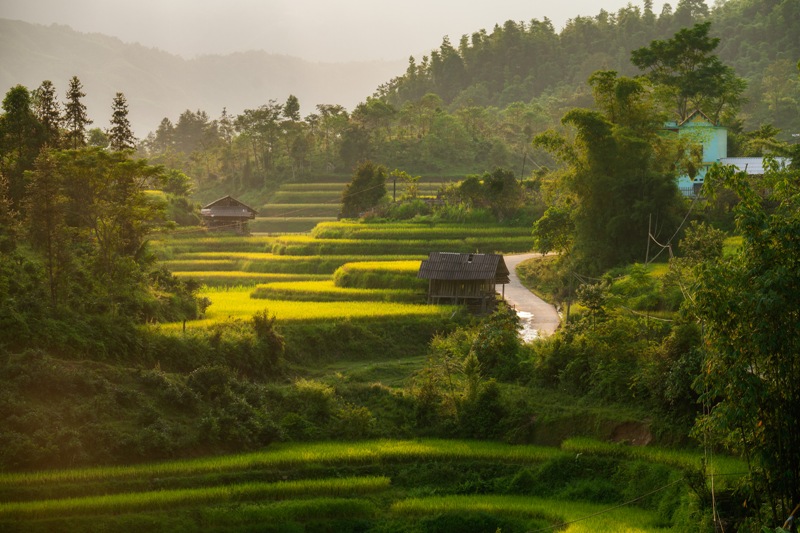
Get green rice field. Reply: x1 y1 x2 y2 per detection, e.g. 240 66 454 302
0 438 741 531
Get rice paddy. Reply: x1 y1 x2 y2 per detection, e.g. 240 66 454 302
162 287 451 329
391 495 664 532
0 477 390 519
0 438 720 531
561 437 746 483
250 280 421 302
152 213 531 330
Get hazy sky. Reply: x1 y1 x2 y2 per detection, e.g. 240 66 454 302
1 0 670 62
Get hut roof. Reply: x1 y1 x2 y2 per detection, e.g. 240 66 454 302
200 195 257 218
418 252 510 284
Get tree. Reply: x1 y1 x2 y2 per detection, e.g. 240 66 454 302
152 117 175 153
691 159 800 526
63 76 91 149
533 72 682 273
0 85 43 208
33 80 61 147
631 22 745 123
108 92 135 151
57 148 164 293
340 160 387 218
25 149 70 307
532 205 575 255
483 167 524 221
283 94 301 122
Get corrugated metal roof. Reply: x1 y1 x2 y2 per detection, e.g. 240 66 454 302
201 195 257 218
719 157 791 175
418 252 510 284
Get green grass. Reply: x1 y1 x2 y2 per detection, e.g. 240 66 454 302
391 494 664 532
0 476 389 519
0 440 565 487
280 183 348 191
561 438 746 483
259 203 341 217
723 235 742 257
195 497 378 525
249 216 336 234
271 190 344 203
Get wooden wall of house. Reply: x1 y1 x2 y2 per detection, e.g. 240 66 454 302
428 279 494 299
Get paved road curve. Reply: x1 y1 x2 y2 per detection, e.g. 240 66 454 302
497 253 560 340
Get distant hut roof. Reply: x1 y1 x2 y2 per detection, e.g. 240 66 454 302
418 252 510 284
200 195 257 219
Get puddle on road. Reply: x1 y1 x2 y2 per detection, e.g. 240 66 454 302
516 310 540 342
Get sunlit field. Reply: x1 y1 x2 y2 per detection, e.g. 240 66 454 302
0 477 390 519
270 235 533 255
335 260 422 273
311 221 533 240
163 287 452 329
0 438 728 532
391 494 663 532
250 280 421 302
171 271 329 286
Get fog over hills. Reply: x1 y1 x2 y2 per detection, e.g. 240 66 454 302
0 18 405 136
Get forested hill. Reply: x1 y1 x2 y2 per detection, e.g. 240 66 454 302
0 18 404 136
377 0 800 136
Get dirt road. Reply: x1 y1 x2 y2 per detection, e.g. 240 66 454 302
497 253 560 340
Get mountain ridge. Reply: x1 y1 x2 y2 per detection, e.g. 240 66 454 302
0 18 405 136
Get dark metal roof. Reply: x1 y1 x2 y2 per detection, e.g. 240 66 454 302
417 252 510 284
201 195 257 218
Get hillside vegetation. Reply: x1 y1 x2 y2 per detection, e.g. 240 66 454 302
2 0 800 530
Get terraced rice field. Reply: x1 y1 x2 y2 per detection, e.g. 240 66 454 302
155 217 532 331
0 438 743 531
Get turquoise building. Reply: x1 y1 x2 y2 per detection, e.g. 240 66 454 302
666 110 728 196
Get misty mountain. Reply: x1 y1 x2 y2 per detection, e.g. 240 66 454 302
0 18 405 136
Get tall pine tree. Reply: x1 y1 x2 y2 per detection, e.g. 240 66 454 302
63 76 91 149
109 92 135 151
34 80 61 147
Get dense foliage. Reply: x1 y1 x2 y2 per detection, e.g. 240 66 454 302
690 160 800 527
0 84 204 354
111 0 799 208
1 2 799 530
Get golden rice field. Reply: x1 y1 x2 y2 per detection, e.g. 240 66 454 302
163 287 451 329
171 271 329 286
177 252 424 263
311 220 533 240
250 280 420 302
334 260 422 273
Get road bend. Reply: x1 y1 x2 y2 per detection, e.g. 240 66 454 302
497 253 560 340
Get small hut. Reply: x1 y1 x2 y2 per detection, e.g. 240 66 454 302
200 195 257 234
417 252 510 313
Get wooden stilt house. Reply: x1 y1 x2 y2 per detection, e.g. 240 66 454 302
200 195 257 234
417 252 510 313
